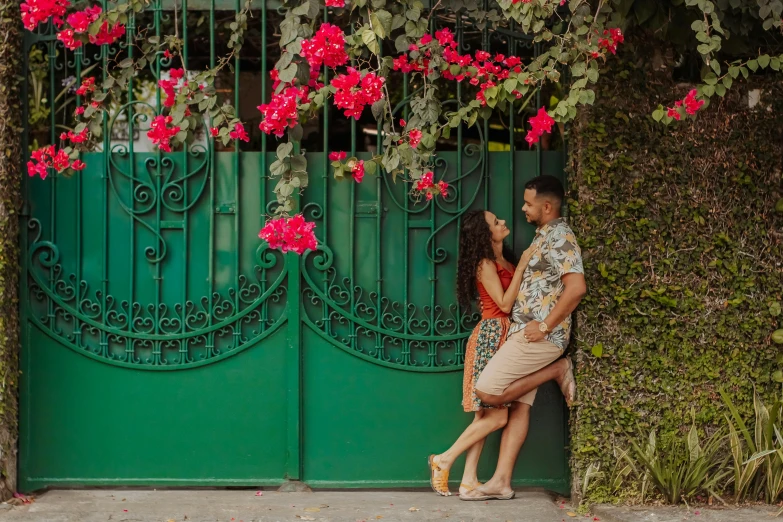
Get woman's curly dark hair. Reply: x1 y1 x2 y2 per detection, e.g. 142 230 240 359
456 210 516 311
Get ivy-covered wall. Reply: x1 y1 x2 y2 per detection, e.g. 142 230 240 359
568 43 783 502
0 0 22 502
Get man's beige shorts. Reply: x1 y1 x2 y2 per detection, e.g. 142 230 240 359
474 331 563 406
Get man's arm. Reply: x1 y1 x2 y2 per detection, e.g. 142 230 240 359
523 273 586 342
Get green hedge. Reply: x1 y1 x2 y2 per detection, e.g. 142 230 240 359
568 44 783 502
0 0 22 501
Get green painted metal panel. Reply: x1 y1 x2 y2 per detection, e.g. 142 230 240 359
19 0 570 493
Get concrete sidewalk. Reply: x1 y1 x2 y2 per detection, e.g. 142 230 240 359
0 489 574 522
1 490 779 522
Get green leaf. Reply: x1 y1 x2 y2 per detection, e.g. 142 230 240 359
703 72 718 85
406 7 421 20
702 84 715 97
747 59 759 72
587 68 599 83
118 58 134 69
277 142 293 161
278 62 298 84
710 60 721 75
591 344 604 357
371 99 386 121
728 66 740 78
758 54 771 68
391 14 406 30
394 34 410 53
364 160 377 176
371 10 393 39
771 57 781 71
503 78 518 93
722 76 733 89
570 61 586 78
715 84 726 97
652 108 664 122
362 28 380 54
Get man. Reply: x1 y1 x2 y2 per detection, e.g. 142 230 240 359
460 175 586 500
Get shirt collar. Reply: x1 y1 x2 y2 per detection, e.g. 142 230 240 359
536 217 565 236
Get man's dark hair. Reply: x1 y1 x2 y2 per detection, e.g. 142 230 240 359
524 175 564 207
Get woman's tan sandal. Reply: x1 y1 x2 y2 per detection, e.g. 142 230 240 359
428 455 451 496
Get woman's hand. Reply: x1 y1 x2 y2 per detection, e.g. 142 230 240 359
517 244 538 271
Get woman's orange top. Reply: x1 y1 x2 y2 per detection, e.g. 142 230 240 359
476 262 515 319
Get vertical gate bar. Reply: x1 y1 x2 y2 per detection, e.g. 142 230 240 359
455 14 463 327
260 0 268 329
100 0 109 357
375 38 382 356
233 0 241 349
181 0 189 351
207 0 216 353
508 25 515 245
535 42 541 176
481 0 489 211
320 5 330 334
127 9 137 333
154 1 163 346
348 26 356 353
402 69 409 364
75 47 83 306
427 17 435 366
285 147 303 481
47 39 56 330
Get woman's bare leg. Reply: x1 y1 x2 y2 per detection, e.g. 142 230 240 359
460 411 487 494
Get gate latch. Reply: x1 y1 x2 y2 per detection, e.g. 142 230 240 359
215 203 236 214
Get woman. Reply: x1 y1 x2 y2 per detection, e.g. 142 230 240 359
428 210 538 497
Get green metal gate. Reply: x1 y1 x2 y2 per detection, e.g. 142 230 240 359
19 0 569 493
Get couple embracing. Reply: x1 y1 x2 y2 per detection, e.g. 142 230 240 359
429 175 586 500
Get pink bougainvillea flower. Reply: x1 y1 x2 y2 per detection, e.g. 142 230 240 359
324 0 345 6
64 127 89 144
683 89 704 114
666 107 681 120
300 23 349 70
88 21 125 46
437 180 449 197
147 115 181 152
21 0 69 30
420 34 433 45
331 67 384 119
210 127 220 137
27 144 86 179
57 29 81 50
259 214 318 254
257 85 308 137
229 122 250 142
399 118 406 127
75 106 85 115
525 107 555 146
435 27 454 46
598 28 624 55
328 151 347 161
66 5 101 33
408 129 423 148
75 76 96 97
351 160 365 183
